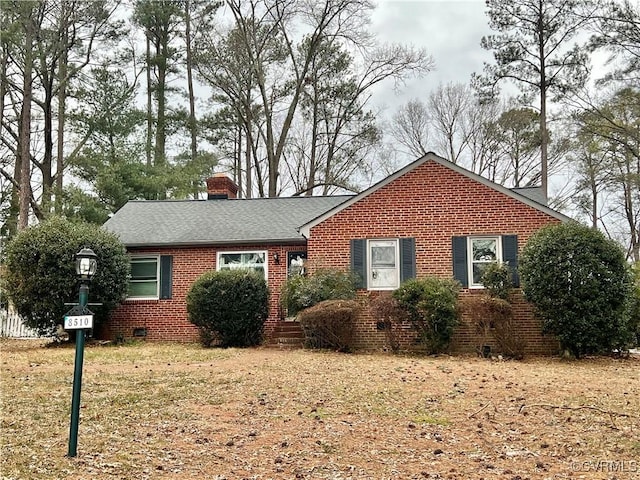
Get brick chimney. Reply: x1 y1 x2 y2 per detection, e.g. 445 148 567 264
206 173 238 199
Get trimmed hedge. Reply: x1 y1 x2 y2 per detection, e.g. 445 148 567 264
186 270 268 347
298 299 360 352
520 222 633 357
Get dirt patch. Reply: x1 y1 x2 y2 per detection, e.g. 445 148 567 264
1 339 639 479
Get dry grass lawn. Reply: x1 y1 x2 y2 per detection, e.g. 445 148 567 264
1 339 639 480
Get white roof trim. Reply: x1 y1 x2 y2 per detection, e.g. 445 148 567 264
298 152 572 237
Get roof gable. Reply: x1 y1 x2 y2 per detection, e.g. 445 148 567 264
298 152 571 237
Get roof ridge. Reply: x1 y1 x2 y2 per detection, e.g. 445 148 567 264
125 194 354 204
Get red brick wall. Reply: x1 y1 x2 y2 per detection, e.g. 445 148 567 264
306 160 561 355
100 243 304 342
103 160 563 355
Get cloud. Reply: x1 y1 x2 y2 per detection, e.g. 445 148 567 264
370 0 493 108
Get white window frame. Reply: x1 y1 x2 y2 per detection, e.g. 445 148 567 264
467 237 502 289
367 239 400 291
217 250 268 280
128 255 160 300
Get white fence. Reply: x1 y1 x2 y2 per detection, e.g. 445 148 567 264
0 311 42 338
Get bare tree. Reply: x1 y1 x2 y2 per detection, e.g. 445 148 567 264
390 99 431 159
574 87 640 261
428 82 473 164
198 0 432 197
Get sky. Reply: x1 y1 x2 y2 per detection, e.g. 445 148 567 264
369 0 493 112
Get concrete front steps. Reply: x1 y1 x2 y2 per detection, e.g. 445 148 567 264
267 321 305 349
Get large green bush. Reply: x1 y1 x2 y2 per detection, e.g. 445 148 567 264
4 216 129 335
298 299 360 352
393 277 461 354
519 222 634 358
186 270 268 347
280 268 357 317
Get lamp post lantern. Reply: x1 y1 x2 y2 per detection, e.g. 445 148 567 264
67 247 97 457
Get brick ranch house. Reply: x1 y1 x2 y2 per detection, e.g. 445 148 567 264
101 152 569 355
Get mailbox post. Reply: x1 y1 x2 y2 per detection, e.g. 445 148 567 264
66 247 97 458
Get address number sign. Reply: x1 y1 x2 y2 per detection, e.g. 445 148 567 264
64 315 93 330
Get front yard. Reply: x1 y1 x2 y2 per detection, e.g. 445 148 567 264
1 339 639 479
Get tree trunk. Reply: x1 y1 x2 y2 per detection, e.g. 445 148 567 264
235 123 242 198
154 35 167 171
55 2 69 215
590 169 598 229
184 0 198 167
0 33 18 235
537 7 549 200
145 33 153 168
245 123 252 199
18 7 34 230
41 88 54 214
305 78 319 197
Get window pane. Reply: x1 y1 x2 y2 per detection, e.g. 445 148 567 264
131 260 158 280
472 239 497 261
219 251 267 279
370 268 398 289
473 263 490 285
371 246 396 267
243 252 265 264
128 281 158 297
219 253 241 267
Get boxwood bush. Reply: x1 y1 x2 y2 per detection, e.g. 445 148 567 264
186 270 268 347
520 222 633 357
393 277 461 354
280 268 357 317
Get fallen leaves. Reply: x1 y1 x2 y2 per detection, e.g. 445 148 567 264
1 339 639 479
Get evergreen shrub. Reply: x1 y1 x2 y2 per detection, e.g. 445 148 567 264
4 216 129 335
393 277 461 354
520 222 634 357
187 270 268 347
280 268 356 317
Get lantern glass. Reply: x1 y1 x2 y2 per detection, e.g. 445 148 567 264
75 248 98 279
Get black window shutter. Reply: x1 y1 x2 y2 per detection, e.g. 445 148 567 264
400 237 416 283
159 255 173 299
501 235 519 287
452 236 468 288
350 239 367 289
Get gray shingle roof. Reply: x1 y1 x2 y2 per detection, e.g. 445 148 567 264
103 196 351 247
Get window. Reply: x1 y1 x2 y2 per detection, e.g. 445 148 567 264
287 251 307 277
351 238 415 290
468 237 501 287
452 235 519 289
129 256 159 299
218 251 267 279
127 255 172 300
368 239 399 290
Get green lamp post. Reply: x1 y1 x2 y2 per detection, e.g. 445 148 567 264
67 247 97 457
